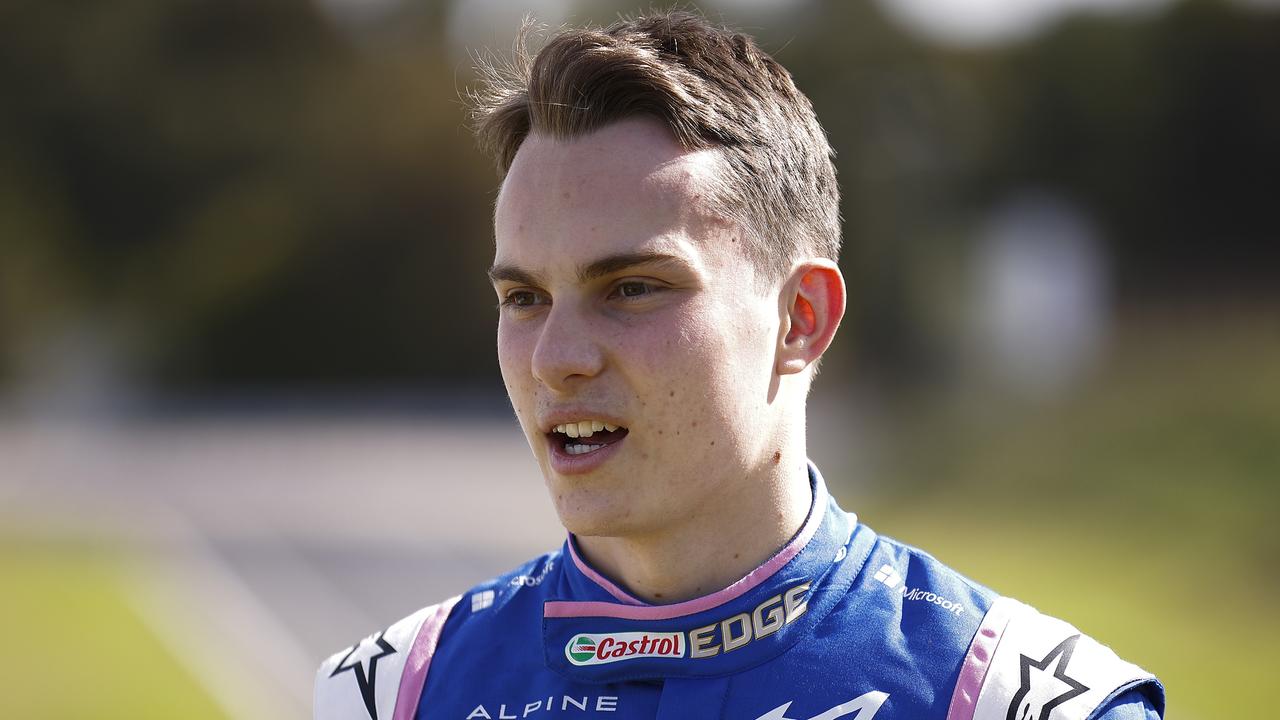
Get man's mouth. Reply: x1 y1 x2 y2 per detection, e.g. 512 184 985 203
547 420 630 456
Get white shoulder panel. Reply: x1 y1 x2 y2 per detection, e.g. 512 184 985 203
967 597 1154 720
314 605 434 720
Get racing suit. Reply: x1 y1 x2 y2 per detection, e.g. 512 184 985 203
316 464 1164 720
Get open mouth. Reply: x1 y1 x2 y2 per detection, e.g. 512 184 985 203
547 421 630 456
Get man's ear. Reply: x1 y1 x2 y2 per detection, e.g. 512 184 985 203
777 260 846 376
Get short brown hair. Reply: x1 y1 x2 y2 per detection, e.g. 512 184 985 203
469 10 840 278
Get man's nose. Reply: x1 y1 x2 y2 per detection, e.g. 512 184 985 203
530 302 605 392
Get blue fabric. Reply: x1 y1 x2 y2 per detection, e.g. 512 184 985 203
416 465 1163 719
1091 687 1164 720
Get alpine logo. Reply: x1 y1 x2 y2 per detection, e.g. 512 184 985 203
565 632 684 666
755 690 889 720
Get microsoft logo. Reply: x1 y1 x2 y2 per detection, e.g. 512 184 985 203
471 590 495 613
872 563 965 616
873 564 902 589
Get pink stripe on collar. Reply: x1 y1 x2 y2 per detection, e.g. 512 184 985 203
550 485 827 621
567 537 647 606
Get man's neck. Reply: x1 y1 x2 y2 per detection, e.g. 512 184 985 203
573 458 813 604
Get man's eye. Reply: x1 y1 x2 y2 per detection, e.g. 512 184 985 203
613 281 652 299
502 290 544 308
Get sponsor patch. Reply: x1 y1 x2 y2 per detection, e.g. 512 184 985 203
873 563 903 589
510 560 555 588
564 632 685 666
471 590 495 613
873 563 964 615
561 582 812 667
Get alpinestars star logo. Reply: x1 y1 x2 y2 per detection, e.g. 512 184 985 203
331 630 397 720
1006 634 1090 720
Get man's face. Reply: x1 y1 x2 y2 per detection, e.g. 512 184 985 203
491 117 786 538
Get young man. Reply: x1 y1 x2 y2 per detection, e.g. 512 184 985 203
316 12 1165 720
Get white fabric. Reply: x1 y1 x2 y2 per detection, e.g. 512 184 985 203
971 597 1154 720
315 606 432 720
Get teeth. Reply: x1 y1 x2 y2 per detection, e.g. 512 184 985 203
566 443 602 456
552 420 623 437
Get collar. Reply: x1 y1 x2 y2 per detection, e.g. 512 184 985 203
542 462 873 682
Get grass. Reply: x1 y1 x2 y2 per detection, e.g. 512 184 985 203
847 311 1280 719
871 513 1274 719
0 539 226 719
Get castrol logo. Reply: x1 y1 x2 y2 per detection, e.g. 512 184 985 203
561 582 812 667
565 632 685 666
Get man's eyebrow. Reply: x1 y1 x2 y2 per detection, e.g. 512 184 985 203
487 264 544 286
488 252 691 286
577 251 690 283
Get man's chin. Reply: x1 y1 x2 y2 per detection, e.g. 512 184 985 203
549 492 646 540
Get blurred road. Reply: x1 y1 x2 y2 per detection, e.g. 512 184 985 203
0 415 564 720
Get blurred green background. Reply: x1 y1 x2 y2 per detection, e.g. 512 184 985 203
1 0 1276 717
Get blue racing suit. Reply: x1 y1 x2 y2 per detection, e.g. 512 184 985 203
316 465 1164 720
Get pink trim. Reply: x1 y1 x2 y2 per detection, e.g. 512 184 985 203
548 494 827 621
945 597 1019 720
392 595 460 720
567 537 647 606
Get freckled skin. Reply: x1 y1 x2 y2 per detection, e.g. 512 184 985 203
491 117 818 600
